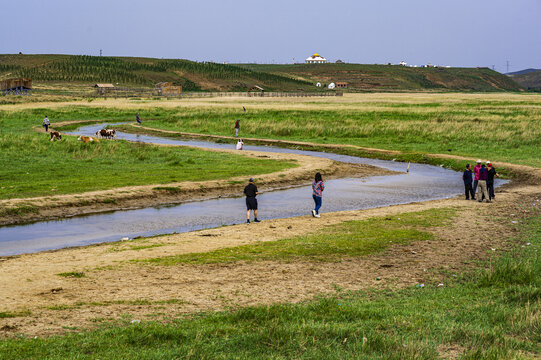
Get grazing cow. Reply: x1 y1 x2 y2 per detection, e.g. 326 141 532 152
95 128 116 139
77 136 99 143
50 131 62 141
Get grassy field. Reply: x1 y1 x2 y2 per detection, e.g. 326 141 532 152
0 107 295 199
142 208 455 265
0 211 538 359
105 93 541 167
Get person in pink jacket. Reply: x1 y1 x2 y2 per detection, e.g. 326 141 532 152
472 159 482 199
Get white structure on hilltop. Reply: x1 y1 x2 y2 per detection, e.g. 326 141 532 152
306 53 327 64
399 61 407 66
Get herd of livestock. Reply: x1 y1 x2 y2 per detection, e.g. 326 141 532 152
49 128 116 142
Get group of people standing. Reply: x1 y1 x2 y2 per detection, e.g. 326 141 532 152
463 160 499 202
243 172 325 223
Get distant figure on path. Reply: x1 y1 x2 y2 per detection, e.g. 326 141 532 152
136 113 141 124
486 161 499 201
477 164 490 203
236 139 244 150
235 119 240 137
462 164 475 200
42 116 50 132
243 106 246 112
244 178 260 223
472 160 482 199
312 172 325 218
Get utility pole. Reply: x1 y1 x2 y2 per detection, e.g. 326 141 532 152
100 49 102 57
506 60 510 73
492 65 495 71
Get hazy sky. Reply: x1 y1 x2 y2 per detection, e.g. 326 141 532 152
2 0 540 72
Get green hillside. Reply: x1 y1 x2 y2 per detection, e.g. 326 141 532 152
0 54 524 93
238 63 523 92
0 54 313 92
508 69 541 90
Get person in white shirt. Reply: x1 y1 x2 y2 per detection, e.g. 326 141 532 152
236 139 244 150
43 116 50 132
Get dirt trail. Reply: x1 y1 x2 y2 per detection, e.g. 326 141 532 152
1 125 539 337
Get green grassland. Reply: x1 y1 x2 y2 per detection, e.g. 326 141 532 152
143 208 455 265
238 63 523 92
0 108 295 199
1 210 538 359
109 97 541 167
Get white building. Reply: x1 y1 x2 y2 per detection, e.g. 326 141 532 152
305 53 327 64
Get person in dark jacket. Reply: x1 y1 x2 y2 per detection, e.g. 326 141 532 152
463 164 475 200
477 164 490 203
235 119 240 137
486 161 499 201
243 178 260 223
136 113 141 124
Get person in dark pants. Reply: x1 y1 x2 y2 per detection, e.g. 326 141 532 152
463 164 475 200
472 159 482 199
136 113 141 124
486 161 499 201
235 119 240 137
43 116 50 132
312 172 325 218
244 178 260 223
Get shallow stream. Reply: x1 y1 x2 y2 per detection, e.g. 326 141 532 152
0 124 506 256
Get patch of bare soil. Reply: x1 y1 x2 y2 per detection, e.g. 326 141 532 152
1 129 396 225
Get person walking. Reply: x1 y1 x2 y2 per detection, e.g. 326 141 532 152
486 161 499 201
463 164 475 200
136 113 141 124
244 178 260 223
234 119 240 137
472 159 482 199
312 172 325 218
477 164 490 203
42 116 50 132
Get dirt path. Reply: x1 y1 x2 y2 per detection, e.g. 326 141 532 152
1 126 540 337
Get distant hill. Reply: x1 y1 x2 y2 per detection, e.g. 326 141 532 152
238 63 523 92
506 68 540 76
0 54 313 92
507 69 541 90
0 54 524 92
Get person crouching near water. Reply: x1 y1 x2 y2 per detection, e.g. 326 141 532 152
236 139 244 150
312 172 325 218
244 178 260 223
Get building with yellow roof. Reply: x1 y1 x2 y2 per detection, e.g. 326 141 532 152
305 53 327 64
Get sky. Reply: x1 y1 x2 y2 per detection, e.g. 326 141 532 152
2 0 540 73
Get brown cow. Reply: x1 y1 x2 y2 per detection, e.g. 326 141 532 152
50 131 62 141
77 136 99 143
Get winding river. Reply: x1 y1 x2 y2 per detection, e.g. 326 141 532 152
0 124 506 256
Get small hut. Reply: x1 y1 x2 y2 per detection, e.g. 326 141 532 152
93 83 115 95
335 82 348 89
0 78 32 95
155 82 182 96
